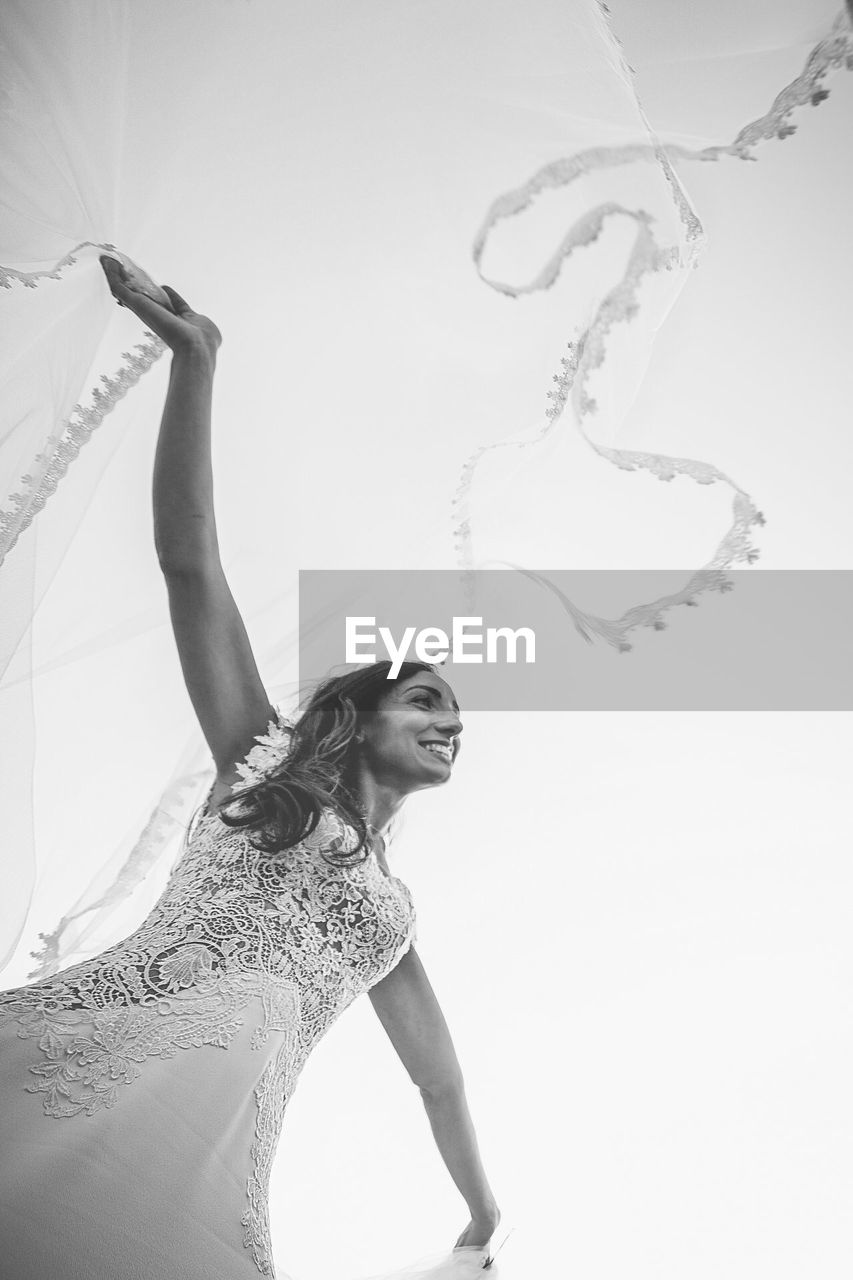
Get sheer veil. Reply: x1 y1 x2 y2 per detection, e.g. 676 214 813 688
1 2 851 1275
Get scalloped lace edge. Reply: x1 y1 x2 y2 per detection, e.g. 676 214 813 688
451 8 851 647
0 241 167 569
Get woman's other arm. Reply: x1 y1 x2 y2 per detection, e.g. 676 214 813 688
101 261 275 777
368 944 501 1248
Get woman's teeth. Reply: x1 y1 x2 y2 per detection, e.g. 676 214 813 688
422 743 452 763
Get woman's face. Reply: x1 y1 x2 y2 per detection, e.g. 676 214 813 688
357 670 463 793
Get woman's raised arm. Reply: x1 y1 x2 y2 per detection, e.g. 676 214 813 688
101 260 275 778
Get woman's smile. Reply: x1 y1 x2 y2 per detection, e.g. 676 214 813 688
420 741 453 765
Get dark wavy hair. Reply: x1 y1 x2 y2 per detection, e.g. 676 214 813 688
217 659 437 863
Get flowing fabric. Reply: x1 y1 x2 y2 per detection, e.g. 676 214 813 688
1 2 851 1277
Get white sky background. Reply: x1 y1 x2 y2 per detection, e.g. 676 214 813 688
1 2 851 1277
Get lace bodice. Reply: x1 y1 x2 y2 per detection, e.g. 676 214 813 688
0 716 417 1275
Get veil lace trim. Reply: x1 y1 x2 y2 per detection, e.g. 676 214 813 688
452 8 851 647
0 331 166 568
0 240 167 568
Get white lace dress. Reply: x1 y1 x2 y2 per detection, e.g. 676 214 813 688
0 750 418 1279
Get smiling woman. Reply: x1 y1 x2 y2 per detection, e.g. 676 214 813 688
0 703 482 1276
357 670 463 782
213 661 463 857
0 623 494 1277
1 156 497 1277
1 1 851 1277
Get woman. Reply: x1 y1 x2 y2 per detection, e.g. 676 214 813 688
0 261 501 1280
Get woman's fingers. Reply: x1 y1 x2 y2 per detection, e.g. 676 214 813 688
98 257 220 354
99 254 175 314
161 284 192 315
99 264 183 344
111 278 169 324
99 255 126 295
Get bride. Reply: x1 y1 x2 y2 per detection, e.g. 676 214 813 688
0 260 500 1280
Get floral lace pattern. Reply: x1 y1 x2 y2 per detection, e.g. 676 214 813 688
0 711 417 1276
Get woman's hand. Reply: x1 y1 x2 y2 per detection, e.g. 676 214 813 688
100 256 222 361
453 1207 501 1251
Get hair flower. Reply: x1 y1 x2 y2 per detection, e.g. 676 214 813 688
234 709 295 790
